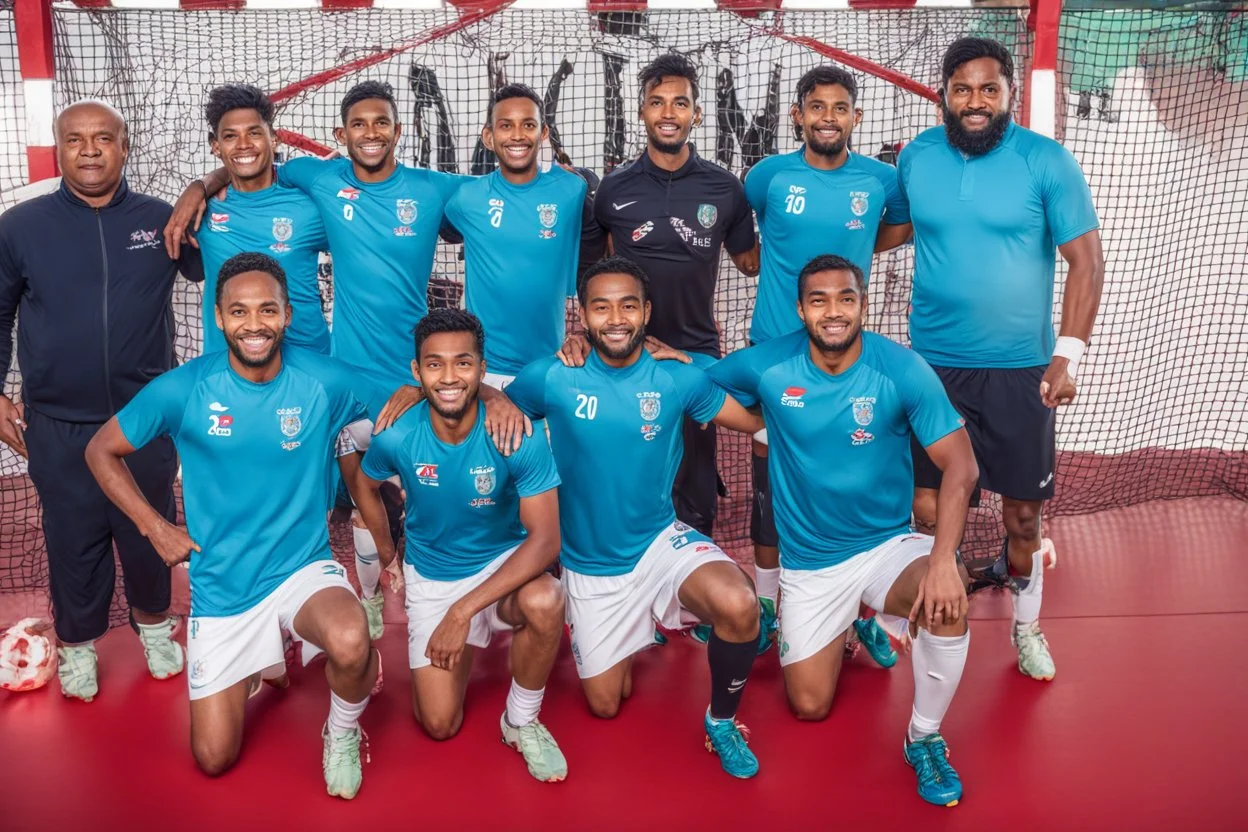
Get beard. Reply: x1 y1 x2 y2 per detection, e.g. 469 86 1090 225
426 386 478 421
806 128 848 158
943 103 1012 156
807 317 862 355
226 326 284 369
646 126 688 156
587 324 646 361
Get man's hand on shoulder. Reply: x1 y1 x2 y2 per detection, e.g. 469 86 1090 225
480 385 532 456
644 336 691 364
557 332 591 367
374 385 424 433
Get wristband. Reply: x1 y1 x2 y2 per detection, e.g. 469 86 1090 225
1053 336 1086 378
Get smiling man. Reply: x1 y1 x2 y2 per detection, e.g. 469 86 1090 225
85 252 391 799
0 100 203 702
898 38 1104 682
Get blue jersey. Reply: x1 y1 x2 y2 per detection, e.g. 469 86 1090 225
897 122 1099 368
278 157 466 385
116 348 385 617
360 400 560 581
200 184 330 355
446 168 589 376
710 331 963 570
506 351 726 576
744 150 909 345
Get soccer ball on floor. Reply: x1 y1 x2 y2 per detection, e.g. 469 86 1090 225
0 618 56 692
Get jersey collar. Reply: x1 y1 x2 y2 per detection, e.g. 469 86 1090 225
57 176 131 210
639 143 700 180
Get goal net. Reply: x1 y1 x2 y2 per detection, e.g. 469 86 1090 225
1 2 1245 627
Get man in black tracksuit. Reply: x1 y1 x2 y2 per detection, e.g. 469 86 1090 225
0 101 202 701
589 54 759 537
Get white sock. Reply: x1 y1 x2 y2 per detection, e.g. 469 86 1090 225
504 681 545 728
754 567 780 604
1011 544 1046 625
908 628 970 743
328 690 369 736
353 525 381 600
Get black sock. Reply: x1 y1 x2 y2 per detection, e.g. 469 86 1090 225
707 631 757 720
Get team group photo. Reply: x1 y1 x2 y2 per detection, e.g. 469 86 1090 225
1 1 1243 829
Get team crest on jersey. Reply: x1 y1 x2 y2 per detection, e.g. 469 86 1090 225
696 203 718 229
396 199 418 225
851 396 876 426
276 407 303 438
849 191 870 217
537 203 558 229
270 216 293 253
638 391 661 422
471 465 496 496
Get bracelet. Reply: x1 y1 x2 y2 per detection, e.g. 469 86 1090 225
1053 336 1086 378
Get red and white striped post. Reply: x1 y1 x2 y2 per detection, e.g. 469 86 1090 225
1026 0 1062 139
14 0 58 183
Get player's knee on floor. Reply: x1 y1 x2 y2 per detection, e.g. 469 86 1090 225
586 695 622 720
419 709 464 741
515 577 565 633
192 737 241 777
787 688 835 722
710 582 762 642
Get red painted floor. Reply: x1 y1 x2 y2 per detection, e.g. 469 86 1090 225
3 496 1247 831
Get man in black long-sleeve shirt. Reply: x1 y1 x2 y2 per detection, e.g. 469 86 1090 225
0 101 203 701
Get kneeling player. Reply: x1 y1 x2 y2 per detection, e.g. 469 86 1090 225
507 256 766 779
86 253 386 799
358 309 568 782
711 255 978 806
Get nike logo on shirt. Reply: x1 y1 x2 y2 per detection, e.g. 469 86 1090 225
612 201 637 210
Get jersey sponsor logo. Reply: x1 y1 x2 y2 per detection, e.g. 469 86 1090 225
415 463 439 487
669 217 712 248
127 228 161 251
845 219 865 231
696 203 718 229
270 216 293 253
337 187 360 200
637 391 661 421
208 213 231 233
395 199 418 235
641 424 662 441
471 465 496 496
850 427 874 446
850 190 870 217
209 402 229 412
207 410 234 437
851 397 875 426
488 198 504 228
780 386 807 408
277 407 303 451
612 200 637 211
631 220 654 242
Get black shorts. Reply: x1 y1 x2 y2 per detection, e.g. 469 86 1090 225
912 365 1056 502
672 415 718 537
750 449 779 548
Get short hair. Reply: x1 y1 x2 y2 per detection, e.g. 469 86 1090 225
941 37 1016 89
797 254 865 299
795 65 858 108
205 84 274 138
577 255 650 304
638 52 700 104
486 82 544 126
216 252 289 308
340 80 398 125
413 308 486 361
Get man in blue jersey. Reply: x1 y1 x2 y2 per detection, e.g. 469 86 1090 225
728 65 912 661
358 309 568 783
507 256 766 780
899 38 1104 682
710 255 979 807
164 81 476 639
85 253 391 800
444 83 602 390
196 85 330 356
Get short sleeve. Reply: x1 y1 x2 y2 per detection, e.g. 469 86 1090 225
723 177 757 256
880 164 910 226
1038 144 1100 246
743 157 779 221
504 357 553 420
176 241 205 284
360 428 400 482
276 156 337 193
897 352 965 448
707 348 761 409
115 369 188 449
315 355 389 429
506 432 561 498
431 170 471 203
673 364 727 424
303 199 330 252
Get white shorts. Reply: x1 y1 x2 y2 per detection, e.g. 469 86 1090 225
562 521 733 679
753 428 768 445
335 425 360 458
403 547 515 669
186 559 355 700
777 533 931 667
483 371 516 390
343 418 374 453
